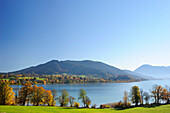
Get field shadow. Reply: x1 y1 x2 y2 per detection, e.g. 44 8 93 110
143 104 162 108
63 107 85 109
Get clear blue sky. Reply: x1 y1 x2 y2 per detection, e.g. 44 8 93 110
1 0 170 72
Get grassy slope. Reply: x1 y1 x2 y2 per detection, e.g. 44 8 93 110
0 105 170 113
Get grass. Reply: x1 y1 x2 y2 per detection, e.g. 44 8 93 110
0 104 170 113
0 79 9 80
19 77 34 79
19 77 46 80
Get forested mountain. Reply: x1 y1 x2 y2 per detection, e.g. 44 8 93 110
9 60 147 79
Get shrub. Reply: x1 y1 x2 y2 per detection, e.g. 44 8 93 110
100 104 111 108
91 104 96 108
107 101 131 109
73 102 79 108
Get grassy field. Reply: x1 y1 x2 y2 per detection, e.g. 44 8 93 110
19 77 46 80
0 105 170 113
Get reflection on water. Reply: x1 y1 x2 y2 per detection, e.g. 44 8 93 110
11 79 170 106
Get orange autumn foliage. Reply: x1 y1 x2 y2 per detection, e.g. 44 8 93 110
0 80 15 105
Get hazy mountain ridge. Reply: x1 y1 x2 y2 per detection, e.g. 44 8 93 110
8 60 147 79
134 64 170 78
123 70 153 79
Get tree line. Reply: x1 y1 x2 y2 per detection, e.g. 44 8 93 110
103 85 170 109
0 74 141 85
0 80 170 108
0 80 91 107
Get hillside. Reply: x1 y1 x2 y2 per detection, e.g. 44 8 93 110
134 64 170 78
9 60 146 79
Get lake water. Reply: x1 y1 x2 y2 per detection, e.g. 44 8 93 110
11 79 170 106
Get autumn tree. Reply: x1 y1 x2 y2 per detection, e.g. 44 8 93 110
58 89 69 107
156 86 164 104
13 87 19 105
69 96 75 107
161 88 167 103
73 102 80 108
123 91 128 107
78 89 87 107
51 90 57 106
18 82 32 106
130 86 141 106
43 90 53 106
30 85 45 106
165 85 170 103
150 84 157 103
84 96 91 108
143 92 150 105
140 89 144 105
0 80 15 105
69 96 76 107
151 85 164 104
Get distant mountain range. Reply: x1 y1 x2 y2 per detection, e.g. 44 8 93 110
134 64 170 78
123 70 153 80
8 60 147 80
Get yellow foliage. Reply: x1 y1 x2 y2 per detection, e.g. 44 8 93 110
0 81 15 105
73 102 79 108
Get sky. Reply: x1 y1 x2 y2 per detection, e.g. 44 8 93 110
0 0 170 72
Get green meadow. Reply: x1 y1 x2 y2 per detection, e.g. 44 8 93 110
0 105 170 113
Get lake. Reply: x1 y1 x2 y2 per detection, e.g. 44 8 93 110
11 79 170 106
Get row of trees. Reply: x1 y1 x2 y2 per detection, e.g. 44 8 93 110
0 81 55 106
1 80 169 108
0 74 140 85
58 89 91 107
124 85 170 107
0 80 91 107
102 85 170 109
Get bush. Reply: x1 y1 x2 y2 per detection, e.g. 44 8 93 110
91 104 96 108
100 104 111 108
107 101 131 109
73 102 79 108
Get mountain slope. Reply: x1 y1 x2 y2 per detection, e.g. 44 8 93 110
10 60 146 79
124 70 153 79
64 60 128 76
134 64 170 78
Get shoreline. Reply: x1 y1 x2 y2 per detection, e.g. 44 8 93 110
9 79 145 86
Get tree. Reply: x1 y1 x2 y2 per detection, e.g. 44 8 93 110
123 91 128 107
143 92 150 105
0 81 15 105
51 90 57 106
165 85 170 103
58 89 69 107
140 89 144 105
69 96 75 107
78 89 87 107
85 96 91 108
30 85 45 106
13 87 19 105
156 86 164 104
151 85 164 104
43 90 53 106
150 84 158 103
73 102 80 108
130 86 141 106
161 88 167 103
18 82 32 106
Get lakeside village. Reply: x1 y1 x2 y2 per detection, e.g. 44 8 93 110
0 73 143 85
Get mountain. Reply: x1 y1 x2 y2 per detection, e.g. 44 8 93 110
9 60 146 79
124 70 153 80
134 64 170 78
